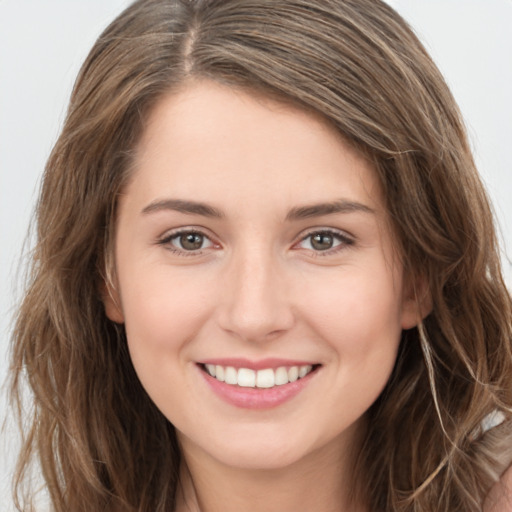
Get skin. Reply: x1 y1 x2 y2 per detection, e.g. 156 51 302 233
104 80 427 512
485 466 512 512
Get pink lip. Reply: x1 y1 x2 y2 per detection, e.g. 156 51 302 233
198 357 316 371
197 362 319 410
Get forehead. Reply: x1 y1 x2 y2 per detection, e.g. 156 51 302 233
128 80 383 214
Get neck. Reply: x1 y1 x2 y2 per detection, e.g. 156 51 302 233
174 427 368 512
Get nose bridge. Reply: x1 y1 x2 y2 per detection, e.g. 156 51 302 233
219 241 294 341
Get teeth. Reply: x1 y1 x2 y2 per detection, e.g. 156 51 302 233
237 368 256 388
215 365 225 382
256 368 274 388
299 365 311 378
275 366 288 385
288 366 299 382
225 366 237 385
204 364 314 388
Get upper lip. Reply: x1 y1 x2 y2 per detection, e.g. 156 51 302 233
198 358 319 371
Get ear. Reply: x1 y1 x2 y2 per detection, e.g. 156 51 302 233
101 276 125 324
400 273 432 330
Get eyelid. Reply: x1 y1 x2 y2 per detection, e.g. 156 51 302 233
156 226 221 255
155 225 354 257
293 227 355 254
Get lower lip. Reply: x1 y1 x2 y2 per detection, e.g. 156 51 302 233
199 366 318 409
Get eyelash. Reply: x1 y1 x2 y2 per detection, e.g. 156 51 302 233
295 228 354 257
157 228 215 256
156 228 354 257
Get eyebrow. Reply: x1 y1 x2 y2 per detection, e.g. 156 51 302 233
141 198 374 220
141 198 224 218
285 199 374 221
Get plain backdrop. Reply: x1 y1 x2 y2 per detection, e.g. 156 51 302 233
1 1 511 509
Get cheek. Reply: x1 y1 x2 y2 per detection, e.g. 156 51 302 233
300 268 403 425
118 267 220 423
119 267 215 369
305 269 402 334
300 264 404 358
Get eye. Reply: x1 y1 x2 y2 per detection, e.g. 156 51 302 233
175 232 210 251
297 229 353 253
158 229 215 253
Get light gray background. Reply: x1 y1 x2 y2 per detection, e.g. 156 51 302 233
1 1 511 509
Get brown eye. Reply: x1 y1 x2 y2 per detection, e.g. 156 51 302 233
178 233 205 250
297 229 352 253
310 233 334 251
162 231 214 253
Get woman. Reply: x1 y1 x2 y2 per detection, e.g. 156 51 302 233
10 0 512 511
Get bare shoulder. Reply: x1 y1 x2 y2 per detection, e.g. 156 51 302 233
484 465 512 512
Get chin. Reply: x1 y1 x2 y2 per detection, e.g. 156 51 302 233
184 421 348 472
213 443 312 471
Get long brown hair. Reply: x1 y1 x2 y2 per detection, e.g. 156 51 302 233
10 0 512 510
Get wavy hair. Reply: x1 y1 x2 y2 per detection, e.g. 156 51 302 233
10 0 512 510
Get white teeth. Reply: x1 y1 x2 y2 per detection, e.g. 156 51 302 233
275 366 289 385
299 365 312 378
225 366 237 385
256 368 275 388
205 363 315 388
288 366 299 382
237 368 256 387
215 365 225 382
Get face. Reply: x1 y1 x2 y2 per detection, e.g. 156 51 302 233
105 81 422 471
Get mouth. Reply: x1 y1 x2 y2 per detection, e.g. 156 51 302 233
199 363 320 389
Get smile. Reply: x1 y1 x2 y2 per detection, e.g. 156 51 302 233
198 360 321 409
202 364 316 389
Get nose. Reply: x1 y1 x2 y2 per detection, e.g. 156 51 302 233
217 247 295 342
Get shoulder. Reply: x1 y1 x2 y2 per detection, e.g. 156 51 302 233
484 465 512 512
